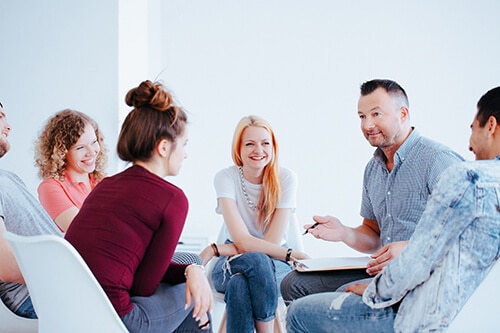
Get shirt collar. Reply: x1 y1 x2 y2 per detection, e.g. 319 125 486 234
373 127 420 166
63 169 96 187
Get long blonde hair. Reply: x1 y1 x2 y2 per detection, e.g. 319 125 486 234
231 115 281 229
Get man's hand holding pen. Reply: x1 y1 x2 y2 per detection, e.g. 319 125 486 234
302 222 320 235
302 215 347 242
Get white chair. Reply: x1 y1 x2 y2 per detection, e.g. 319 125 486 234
3 231 129 333
208 214 304 333
447 260 500 332
0 296 37 333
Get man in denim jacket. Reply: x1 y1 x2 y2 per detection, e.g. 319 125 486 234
286 86 500 332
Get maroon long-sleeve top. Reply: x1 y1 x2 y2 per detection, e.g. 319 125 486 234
65 165 189 317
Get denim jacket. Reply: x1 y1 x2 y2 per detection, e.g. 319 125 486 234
363 157 500 332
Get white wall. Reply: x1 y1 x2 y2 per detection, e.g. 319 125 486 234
155 0 500 257
1 1 499 330
2 1 500 260
0 0 120 194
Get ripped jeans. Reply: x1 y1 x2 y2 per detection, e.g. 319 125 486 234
286 292 395 333
212 250 292 333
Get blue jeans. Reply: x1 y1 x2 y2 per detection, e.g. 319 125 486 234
121 282 212 333
14 296 37 319
212 251 292 333
286 292 395 333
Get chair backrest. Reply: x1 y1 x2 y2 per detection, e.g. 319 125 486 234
287 213 304 252
447 259 500 332
3 231 129 333
0 296 37 333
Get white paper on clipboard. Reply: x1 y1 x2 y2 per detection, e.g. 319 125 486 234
293 256 371 272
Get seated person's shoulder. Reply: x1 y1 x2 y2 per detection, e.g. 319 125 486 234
215 166 242 182
0 169 24 187
280 166 297 179
438 160 500 187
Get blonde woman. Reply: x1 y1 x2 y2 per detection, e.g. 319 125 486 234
201 115 308 333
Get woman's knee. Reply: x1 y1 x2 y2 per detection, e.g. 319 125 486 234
240 252 275 272
241 251 270 263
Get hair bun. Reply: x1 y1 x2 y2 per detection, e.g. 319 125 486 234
125 80 173 111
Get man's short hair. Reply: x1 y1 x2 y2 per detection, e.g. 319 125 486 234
360 79 409 108
477 86 500 127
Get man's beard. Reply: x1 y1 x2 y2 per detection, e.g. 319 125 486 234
0 141 10 158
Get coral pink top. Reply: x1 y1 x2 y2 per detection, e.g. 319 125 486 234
38 170 97 224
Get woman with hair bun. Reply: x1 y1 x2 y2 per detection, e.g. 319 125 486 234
65 80 213 332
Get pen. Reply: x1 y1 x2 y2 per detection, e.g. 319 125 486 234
292 258 309 269
302 222 320 235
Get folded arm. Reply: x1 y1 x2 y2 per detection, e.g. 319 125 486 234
219 197 308 260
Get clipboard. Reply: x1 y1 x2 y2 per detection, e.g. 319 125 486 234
292 256 371 272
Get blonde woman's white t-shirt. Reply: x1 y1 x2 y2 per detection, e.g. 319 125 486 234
214 166 297 245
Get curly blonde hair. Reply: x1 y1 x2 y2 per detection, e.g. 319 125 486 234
34 109 107 181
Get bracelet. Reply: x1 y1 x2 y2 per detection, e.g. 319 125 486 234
184 264 206 278
286 248 293 262
211 243 220 257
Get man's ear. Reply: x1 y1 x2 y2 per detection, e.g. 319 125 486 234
487 115 498 135
400 106 409 121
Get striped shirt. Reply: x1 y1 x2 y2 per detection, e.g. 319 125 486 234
360 128 464 245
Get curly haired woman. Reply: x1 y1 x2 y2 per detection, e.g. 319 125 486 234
34 109 107 232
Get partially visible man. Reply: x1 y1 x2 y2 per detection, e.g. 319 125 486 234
287 86 500 332
0 101 62 318
281 79 464 303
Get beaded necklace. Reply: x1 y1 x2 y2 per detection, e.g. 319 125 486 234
238 166 256 210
